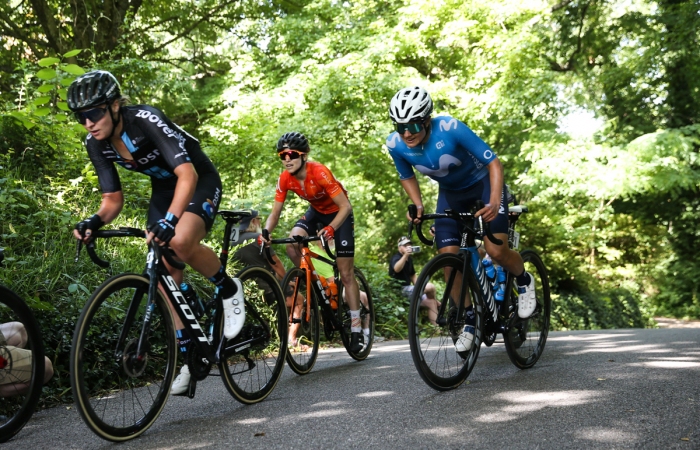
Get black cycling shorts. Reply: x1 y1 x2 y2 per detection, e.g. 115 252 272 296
147 172 222 232
293 207 355 257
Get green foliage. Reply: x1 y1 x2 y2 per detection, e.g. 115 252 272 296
2 0 700 408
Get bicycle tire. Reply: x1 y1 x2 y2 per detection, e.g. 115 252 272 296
503 249 551 369
337 268 375 361
0 286 45 443
70 273 177 442
218 266 287 402
408 253 484 391
281 267 320 375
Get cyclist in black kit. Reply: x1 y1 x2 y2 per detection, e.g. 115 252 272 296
68 70 244 395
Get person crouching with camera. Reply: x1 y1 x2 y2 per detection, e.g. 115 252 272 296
389 236 440 325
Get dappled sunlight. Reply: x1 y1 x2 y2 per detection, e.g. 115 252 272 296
549 334 636 342
235 417 269 425
574 427 637 443
296 408 350 419
631 360 700 369
311 401 346 408
568 344 666 355
373 343 411 353
475 390 604 423
357 391 394 398
417 426 460 436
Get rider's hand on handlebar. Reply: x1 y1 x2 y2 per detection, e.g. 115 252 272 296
74 214 104 243
318 225 335 241
146 212 179 246
257 231 270 248
406 205 424 224
475 202 499 223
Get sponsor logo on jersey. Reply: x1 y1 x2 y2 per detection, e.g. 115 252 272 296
134 109 187 150
483 149 493 160
468 152 484 170
436 140 445 149
137 149 161 165
415 154 462 178
386 133 402 149
438 118 458 132
341 240 348 246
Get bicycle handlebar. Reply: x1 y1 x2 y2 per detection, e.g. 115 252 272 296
75 227 186 270
262 233 337 265
407 201 503 246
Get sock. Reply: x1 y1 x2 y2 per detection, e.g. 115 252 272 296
516 270 531 286
176 329 190 354
362 328 370 337
209 265 237 298
350 310 361 333
465 305 475 326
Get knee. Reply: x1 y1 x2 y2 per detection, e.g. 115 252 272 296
168 236 195 261
425 282 436 295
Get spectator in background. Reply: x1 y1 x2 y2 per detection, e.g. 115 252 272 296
389 236 440 325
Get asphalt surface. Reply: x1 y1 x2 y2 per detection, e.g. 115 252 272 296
11 328 700 449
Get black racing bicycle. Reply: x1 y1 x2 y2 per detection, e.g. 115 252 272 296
70 210 287 442
263 232 374 375
407 202 551 390
0 248 46 443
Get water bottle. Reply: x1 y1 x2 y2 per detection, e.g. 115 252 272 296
327 278 339 310
495 266 507 302
483 256 496 282
180 282 205 319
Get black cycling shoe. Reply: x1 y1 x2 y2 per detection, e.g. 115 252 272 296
350 332 363 353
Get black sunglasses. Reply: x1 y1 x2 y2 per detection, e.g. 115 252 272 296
278 150 304 161
74 106 108 125
394 122 425 135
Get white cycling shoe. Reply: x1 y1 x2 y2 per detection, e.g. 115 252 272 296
454 325 475 352
171 365 190 396
223 278 245 339
517 272 537 318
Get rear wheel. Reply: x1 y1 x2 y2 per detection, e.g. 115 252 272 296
281 268 320 375
503 249 551 369
218 266 287 402
70 274 176 442
0 286 45 443
408 253 484 391
337 268 375 361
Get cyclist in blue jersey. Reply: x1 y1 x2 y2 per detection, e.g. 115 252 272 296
386 86 536 353
67 70 244 395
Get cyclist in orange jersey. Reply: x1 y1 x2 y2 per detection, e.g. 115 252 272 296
259 132 364 353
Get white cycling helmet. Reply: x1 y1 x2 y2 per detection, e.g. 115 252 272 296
389 86 434 124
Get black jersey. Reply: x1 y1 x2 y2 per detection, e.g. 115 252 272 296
85 105 218 193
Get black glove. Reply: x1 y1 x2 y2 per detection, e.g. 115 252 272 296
75 214 104 239
149 212 179 244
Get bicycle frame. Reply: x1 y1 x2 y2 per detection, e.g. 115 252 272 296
289 245 338 325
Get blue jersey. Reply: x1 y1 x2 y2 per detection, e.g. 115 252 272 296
386 116 495 190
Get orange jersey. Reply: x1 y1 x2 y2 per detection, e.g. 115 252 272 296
275 161 349 214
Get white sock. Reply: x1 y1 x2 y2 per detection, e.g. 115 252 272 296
350 310 361 333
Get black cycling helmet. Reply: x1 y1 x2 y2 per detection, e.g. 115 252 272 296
67 70 121 112
277 132 309 152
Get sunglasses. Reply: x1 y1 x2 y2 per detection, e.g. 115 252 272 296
394 122 425 135
74 106 108 125
278 150 305 161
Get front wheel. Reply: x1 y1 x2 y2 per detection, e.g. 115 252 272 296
282 268 320 375
70 273 177 442
0 286 45 443
217 266 287 403
338 268 375 361
503 249 551 369
408 253 484 391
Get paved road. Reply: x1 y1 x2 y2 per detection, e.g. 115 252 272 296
12 328 700 449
